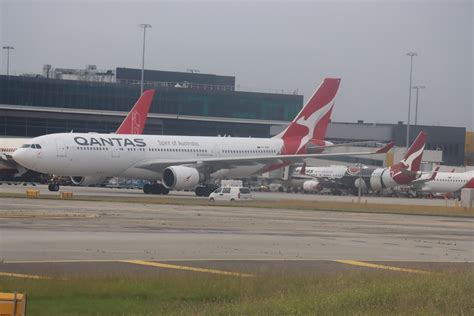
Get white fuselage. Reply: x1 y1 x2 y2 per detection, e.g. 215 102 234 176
13 133 285 180
293 165 347 179
287 165 347 190
416 171 474 193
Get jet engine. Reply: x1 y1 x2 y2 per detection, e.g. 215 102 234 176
162 166 201 190
70 176 108 186
302 180 321 193
369 168 397 191
353 177 367 192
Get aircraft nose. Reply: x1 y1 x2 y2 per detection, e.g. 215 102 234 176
13 149 29 167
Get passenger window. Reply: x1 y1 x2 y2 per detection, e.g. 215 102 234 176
223 187 231 194
213 188 222 193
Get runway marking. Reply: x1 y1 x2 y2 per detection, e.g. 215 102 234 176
0 271 51 280
335 260 431 274
120 260 254 278
5 259 118 264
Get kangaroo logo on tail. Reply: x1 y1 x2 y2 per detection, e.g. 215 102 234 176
275 78 341 154
396 131 427 172
391 131 427 181
116 89 156 135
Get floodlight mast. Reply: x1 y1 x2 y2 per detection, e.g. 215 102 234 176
139 24 152 95
406 51 418 149
2 46 14 75
412 85 426 125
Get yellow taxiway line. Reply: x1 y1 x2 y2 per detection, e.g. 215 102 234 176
0 271 51 280
120 260 254 278
335 260 431 274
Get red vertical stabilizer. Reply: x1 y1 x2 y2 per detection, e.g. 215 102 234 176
116 89 156 134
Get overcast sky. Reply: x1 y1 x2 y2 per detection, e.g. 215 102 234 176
1 0 472 130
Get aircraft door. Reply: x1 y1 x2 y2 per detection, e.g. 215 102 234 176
112 147 120 158
55 140 67 157
212 144 220 157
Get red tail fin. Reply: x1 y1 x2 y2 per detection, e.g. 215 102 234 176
394 131 427 172
276 78 340 141
375 142 394 154
116 89 155 134
274 78 340 154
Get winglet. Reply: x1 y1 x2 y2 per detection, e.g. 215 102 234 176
116 89 156 134
375 142 394 154
429 166 440 181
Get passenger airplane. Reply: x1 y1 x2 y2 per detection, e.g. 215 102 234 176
411 168 474 194
1 89 154 186
293 131 427 194
13 78 391 196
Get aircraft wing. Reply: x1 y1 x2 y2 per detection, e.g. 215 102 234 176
321 141 394 150
0 153 17 167
410 167 440 188
134 144 392 174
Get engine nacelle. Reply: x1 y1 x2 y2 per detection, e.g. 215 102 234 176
162 166 201 190
353 178 367 191
302 180 321 193
70 176 107 186
369 168 397 191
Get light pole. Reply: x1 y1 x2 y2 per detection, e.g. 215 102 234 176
2 46 14 75
139 24 152 95
412 85 426 125
357 163 362 203
406 52 417 149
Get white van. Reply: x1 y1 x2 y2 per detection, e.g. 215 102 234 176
209 186 253 201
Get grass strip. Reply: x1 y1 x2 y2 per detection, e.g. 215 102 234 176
1 270 472 315
0 192 473 217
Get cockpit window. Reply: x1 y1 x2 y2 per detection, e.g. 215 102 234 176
23 144 42 149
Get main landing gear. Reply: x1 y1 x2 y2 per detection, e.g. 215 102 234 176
48 176 60 191
195 185 218 197
48 182 60 192
143 182 170 195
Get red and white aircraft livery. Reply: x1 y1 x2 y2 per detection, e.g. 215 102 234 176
13 78 391 196
3 90 154 186
411 167 474 194
293 131 427 194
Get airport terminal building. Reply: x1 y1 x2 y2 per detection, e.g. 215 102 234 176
0 67 301 138
0 65 470 166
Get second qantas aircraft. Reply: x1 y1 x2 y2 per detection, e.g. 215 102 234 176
293 131 427 194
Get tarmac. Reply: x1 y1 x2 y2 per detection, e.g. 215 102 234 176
0 184 473 278
0 182 460 206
